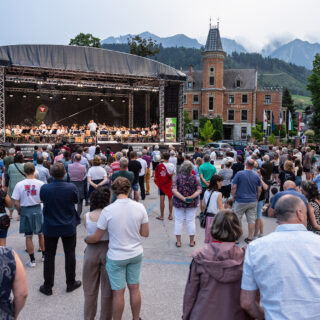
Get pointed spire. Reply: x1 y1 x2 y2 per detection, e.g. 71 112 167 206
204 23 223 52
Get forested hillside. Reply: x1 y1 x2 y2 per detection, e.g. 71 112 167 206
102 43 311 96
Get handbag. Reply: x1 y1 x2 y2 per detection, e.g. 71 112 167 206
0 213 10 230
199 191 214 228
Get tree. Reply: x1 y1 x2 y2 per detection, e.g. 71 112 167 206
127 35 160 57
200 120 213 142
183 110 194 136
282 88 296 129
307 53 320 135
212 117 223 141
69 33 101 48
268 133 276 145
252 124 264 142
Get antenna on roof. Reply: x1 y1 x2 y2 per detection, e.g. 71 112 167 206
217 17 220 29
209 17 212 29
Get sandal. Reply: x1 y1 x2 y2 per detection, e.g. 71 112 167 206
176 242 181 248
189 241 196 247
156 216 164 221
244 238 253 244
168 215 173 220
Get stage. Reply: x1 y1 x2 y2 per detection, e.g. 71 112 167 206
0 44 186 144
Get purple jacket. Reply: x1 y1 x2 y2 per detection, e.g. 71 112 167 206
183 242 249 320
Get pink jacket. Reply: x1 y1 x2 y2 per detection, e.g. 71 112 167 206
183 242 249 320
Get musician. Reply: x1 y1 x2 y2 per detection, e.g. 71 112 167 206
88 120 97 137
39 121 47 130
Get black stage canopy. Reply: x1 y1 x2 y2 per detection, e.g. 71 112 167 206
0 44 186 81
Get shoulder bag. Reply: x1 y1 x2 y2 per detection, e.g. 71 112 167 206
199 191 213 228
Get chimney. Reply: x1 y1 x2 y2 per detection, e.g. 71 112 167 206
188 65 193 75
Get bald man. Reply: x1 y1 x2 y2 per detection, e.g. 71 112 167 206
241 194 320 320
268 181 308 217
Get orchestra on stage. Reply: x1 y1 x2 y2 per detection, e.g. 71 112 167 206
3 121 159 144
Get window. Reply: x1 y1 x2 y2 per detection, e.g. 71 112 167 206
209 66 215 86
242 94 248 104
228 110 235 121
183 95 186 104
241 127 247 139
188 81 192 88
193 95 199 104
241 110 248 122
228 95 235 104
236 79 241 88
264 95 271 105
208 96 214 111
193 110 199 121
282 111 286 123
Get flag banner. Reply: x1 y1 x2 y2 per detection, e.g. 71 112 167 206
279 111 282 131
272 112 275 131
288 112 293 131
298 112 302 132
263 111 268 131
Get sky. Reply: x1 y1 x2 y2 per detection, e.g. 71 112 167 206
1 0 319 52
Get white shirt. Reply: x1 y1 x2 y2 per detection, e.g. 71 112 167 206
87 166 107 180
169 156 177 167
88 122 97 132
97 198 148 260
164 162 176 175
210 151 216 162
88 145 96 158
203 190 220 214
221 156 234 165
242 224 320 320
85 212 108 241
137 158 147 176
12 178 44 207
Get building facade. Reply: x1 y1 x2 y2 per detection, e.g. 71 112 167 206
184 26 283 140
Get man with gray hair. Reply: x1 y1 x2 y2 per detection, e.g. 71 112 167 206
110 151 122 175
199 154 217 212
241 194 320 319
137 152 147 200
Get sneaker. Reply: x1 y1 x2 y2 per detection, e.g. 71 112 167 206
39 285 52 296
41 256 45 262
66 280 82 293
26 260 36 268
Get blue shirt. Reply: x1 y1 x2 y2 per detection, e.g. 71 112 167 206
35 164 50 184
40 180 78 237
241 224 320 320
313 174 320 191
232 170 261 203
270 188 308 210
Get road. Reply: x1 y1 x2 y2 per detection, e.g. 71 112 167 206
6 160 278 320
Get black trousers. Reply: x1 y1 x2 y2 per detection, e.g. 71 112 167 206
139 175 145 200
43 234 77 289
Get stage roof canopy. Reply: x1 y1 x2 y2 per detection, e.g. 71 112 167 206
0 44 186 81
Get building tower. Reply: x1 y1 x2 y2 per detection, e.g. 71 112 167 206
201 24 226 118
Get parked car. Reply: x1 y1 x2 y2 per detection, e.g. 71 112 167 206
204 142 232 158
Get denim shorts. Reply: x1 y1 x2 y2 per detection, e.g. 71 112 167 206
106 253 143 290
256 200 264 219
132 183 139 192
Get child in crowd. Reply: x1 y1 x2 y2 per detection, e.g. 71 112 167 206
224 198 234 209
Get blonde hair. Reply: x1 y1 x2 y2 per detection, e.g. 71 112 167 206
93 156 101 166
284 160 294 172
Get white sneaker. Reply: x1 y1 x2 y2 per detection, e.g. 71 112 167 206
41 256 45 262
26 260 36 268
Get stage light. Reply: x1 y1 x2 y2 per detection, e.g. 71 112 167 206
62 96 66 100
57 81 63 86
122 99 126 103
100 98 104 102
37 80 43 85
98 85 103 89
133 88 139 91
152 88 158 92
36 95 40 99
115 86 121 90
89 98 92 101
22 95 27 98
77 83 83 88
77 97 80 101
49 96 53 100
110 99 115 102
9 94 13 98
14 78 20 84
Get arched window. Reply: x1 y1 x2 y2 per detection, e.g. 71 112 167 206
209 66 215 86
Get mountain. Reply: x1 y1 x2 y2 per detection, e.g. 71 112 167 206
269 39 320 69
101 31 246 54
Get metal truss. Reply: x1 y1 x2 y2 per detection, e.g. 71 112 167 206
159 80 165 142
178 83 184 142
0 67 5 143
129 93 134 129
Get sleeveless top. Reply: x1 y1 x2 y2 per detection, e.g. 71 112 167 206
0 190 6 214
172 174 200 208
204 190 220 214
0 247 16 320
308 200 320 235
85 212 109 241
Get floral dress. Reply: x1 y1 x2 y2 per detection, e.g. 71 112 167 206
308 200 320 235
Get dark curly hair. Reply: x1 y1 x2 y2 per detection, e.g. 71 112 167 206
89 187 110 210
301 181 320 201
207 174 223 191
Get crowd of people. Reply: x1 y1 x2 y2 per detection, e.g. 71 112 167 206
1 140 320 319
4 121 160 143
